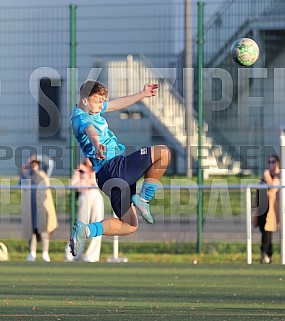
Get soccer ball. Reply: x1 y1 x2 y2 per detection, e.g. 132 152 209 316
231 38 259 66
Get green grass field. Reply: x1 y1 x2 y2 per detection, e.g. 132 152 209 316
1 261 285 321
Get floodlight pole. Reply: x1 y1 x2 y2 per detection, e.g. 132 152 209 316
197 0 204 254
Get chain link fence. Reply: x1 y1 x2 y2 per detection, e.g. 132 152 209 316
0 1 285 255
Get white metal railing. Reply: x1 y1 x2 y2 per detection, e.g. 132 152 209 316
108 55 189 148
108 54 241 175
0 182 284 265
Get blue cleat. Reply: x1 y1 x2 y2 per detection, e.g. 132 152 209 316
132 195 153 224
69 221 87 257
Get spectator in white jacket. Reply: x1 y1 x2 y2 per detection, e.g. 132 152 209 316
65 157 104 262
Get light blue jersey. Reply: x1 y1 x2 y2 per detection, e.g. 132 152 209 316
70 103 125 172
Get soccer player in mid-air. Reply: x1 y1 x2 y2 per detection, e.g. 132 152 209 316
69 80 171 256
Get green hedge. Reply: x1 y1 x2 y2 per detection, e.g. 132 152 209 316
2 239 279 255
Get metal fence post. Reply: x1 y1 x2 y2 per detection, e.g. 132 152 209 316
69 4 77 233
245 186 252 264
280 127 285 264
106 213 128 263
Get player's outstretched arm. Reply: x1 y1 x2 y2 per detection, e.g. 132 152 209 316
106 83 159 112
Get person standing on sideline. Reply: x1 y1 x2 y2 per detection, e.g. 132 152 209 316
253 154 281 264
21 160 58 262
69 80 171 256
65 157 104 262
29 154 54 178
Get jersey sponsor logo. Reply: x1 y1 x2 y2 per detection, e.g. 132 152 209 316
140 148 147 155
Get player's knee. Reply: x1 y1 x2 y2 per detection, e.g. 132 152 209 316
129 225 138 234
152 145 171 165
160 145 171 166
122 223 138 235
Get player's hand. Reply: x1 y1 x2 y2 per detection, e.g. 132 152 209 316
95 144 106 160
144 83 159 97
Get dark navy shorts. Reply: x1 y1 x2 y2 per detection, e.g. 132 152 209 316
95 147 152 218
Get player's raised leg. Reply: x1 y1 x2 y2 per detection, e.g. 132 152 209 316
132 145 171 223
70 205 138 257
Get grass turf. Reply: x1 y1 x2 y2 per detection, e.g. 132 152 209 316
0 262 285 321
